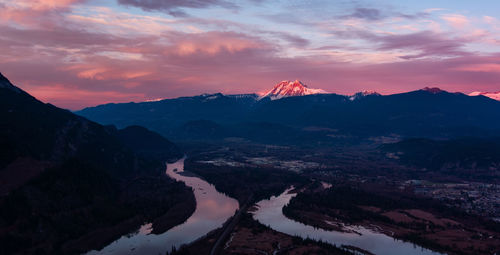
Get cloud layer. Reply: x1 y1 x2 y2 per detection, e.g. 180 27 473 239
0 0 500 109
117 0 238 16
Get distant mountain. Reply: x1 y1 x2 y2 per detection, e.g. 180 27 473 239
421 87 446 94
261 80 327 100
349 90 381 101
469 91 500 101
78 86 500 144
0 73 193 254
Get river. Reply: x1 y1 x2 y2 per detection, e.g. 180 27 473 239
252 187 444 255
87 158 444 255
86 158 239 255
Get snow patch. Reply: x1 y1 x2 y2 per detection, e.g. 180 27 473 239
349 90 381 101
469 91 500 101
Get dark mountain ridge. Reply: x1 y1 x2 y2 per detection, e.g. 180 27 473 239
0 73 194 254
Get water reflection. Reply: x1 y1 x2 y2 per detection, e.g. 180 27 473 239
252 187 443 255
86 158 239 255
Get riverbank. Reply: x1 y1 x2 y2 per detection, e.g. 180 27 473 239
86 158 238 255
255 187 443 255
64 186 195 253
283 184 500 255
184 157 308 205
170 213 354 255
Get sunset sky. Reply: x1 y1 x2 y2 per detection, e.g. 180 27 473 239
1 0 500 109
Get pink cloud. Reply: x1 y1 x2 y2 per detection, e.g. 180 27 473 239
0 0 86 27
454 63 500 73
442 14 469 29
165 31 270 56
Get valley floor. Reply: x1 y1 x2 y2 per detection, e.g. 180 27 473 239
176 141 500 255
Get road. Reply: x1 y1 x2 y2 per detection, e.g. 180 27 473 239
209 195 253 255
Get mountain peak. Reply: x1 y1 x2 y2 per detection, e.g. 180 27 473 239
469 91 500 101
422 87 445 94
349 90 381 101
262 80 327 100
0 72 11 87
0 72 22 93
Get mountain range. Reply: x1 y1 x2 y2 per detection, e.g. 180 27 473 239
78 80 500 145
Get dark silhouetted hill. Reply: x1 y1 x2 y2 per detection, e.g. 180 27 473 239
0 73 193 254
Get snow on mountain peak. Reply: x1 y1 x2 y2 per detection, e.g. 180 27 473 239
469 91 500 101
262 80 327 100
349 90 381 101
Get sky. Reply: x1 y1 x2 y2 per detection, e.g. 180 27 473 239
1 0 500 110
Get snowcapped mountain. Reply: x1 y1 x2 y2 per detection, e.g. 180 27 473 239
349 90 381 101
262 80 327 100
469 91 500 101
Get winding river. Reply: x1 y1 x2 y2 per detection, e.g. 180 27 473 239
87 158 444 255
252 187 444 255
86 158 239 255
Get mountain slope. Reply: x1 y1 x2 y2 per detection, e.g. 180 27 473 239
0 73 194 254
115 125 183 161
